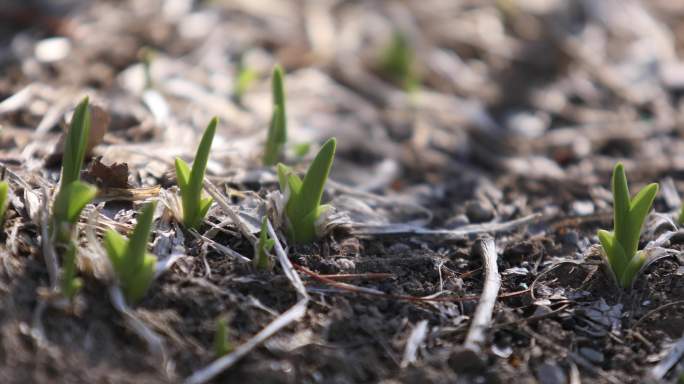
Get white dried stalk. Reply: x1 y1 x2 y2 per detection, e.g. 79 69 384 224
401 320 428 368
266 219 308 300
351 213 540 238
649 336 684 380
463 237 500 353
184 219 310 384
204 178 257 245
184 299 308 384
189 229 250 263
39 187 59 290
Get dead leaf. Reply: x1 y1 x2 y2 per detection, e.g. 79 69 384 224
45 103 110 166
83 157 130 188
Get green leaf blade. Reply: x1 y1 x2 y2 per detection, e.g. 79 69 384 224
213 318 232 357
254 217 273 270
175 157 191 191
60 242 83 300
177 118 217 229
0 181 9 223
127 202 156 273
620 250 646 289
625 182 658 254
125 253 156 304
611 163 631 254
295 138 336 219
104 203 158 304
263 107 283 165
64 181 97 223
188 118 217 198
272 65 286 142
263 66 287 166
61 97 91 186
104 229 129 278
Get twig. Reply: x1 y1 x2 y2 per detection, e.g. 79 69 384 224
294 263 528 303
631 300 684 330
203 178 257 246
266 219 307 300
189 229 251 263
463 237 500 353
530 261 573 301
316 272 394 281
183 299 308 384
649 336 684 380
184 219 309 384
39 187 59 290
493 303 572 329
401 320 428 368
0 84 33 114
351 213 540 238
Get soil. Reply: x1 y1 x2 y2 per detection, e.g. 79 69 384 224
1 1 684 383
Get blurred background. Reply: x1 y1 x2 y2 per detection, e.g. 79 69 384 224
2 0 684 216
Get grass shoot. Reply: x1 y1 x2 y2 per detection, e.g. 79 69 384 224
233 56 257 104
253 217 274 270
175 117 217 229
263 65 287 166
379 31 419 92
52 97 97 244
104 201 158 304
213 317 233 357
597 163 659 289
60 242 83 300
277 138 336 244
0 181 8 225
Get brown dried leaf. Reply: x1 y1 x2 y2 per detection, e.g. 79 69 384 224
83 157 130 189
46 103 110 166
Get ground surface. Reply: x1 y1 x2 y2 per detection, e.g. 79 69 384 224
1 0 684 383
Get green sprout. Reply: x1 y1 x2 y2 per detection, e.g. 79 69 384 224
213 317 233 357
60 242 83 300
104 201 158 304
277 138 336 244
61 97 91 187
597 163 659 289
263 65 287 166
0 181 8 225
52 97 97 244
52 180 97 243
379 31 419 92
678 203 684 226
233 57 257 104
50 97 97 300
139 47 155 90
175 117 217 229
253 217 274 270
292 142 310 158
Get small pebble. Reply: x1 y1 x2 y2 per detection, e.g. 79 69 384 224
579 347 604 364
336 258 355 272
571 200 594 216
445 214 469 228
506 110 549 138
465 200 494 223
535 362 567 384
34 37 71 63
